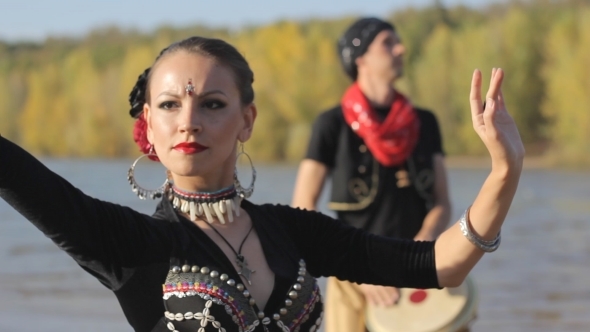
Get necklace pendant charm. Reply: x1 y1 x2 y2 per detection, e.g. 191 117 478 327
237 256 255 285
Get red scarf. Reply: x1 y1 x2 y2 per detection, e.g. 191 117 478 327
341 83 420 167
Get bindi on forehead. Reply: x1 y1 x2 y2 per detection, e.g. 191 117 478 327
149 53 239 97
185 79 195 96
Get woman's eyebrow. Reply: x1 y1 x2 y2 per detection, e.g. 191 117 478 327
197 90 227 98
156 89 227 98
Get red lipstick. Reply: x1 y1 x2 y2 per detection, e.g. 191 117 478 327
173 142 208 154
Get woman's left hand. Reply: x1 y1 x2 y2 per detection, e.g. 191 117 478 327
470 68 525 171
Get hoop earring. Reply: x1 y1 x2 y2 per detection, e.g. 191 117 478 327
127 146 170 200
234 143 256 199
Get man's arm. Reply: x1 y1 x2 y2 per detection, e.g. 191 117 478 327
414 153 452 241
291 159 329 211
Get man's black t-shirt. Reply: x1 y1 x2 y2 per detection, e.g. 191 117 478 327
305 105 444 239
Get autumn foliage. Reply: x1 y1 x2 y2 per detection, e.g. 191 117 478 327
0 0 588 166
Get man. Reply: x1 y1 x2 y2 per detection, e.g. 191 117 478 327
292 17 452 332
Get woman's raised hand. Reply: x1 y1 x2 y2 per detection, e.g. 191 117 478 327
470 68 525 171
433 69 525 287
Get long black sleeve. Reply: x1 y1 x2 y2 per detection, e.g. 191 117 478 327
0 136 175 289
273 204 440 289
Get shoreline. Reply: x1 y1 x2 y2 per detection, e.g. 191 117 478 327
257 155 588 171
444 155 549 170
34 154 590 171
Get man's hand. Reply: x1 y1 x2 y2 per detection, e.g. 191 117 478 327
358 284 400 307
413 232 436 242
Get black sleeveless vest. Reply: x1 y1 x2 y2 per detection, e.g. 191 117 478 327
328 108 437 212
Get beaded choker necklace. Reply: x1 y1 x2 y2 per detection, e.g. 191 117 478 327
169 185 240 224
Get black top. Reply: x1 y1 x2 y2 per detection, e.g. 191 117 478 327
0 136 439 332
305 106 444 239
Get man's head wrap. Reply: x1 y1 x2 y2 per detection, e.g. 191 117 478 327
337 17 395 80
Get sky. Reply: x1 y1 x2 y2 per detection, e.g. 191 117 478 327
0 0 505 42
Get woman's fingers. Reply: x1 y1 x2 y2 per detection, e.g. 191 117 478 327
470 68 511 150
498 88 506 111
470 69 483 127
486 68 504 107
468 67 524 165
481 68 504 125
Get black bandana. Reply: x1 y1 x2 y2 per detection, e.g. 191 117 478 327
337 17 395 80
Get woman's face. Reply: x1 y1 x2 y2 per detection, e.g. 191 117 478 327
144 51 256 189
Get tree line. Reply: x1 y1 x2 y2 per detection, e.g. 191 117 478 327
0 0 588 166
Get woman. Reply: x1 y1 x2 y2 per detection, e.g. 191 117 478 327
0 36 524 332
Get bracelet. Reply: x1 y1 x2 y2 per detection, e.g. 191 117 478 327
459 206 501 252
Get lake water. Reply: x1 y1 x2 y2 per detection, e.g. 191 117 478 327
0 159 589 331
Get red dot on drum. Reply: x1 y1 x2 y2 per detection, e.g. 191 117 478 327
409 290 428 303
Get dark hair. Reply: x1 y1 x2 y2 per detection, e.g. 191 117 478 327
129 36 255 118
128 37 255 156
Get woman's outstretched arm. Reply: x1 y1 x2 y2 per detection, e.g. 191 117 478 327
0 136 174 278
434 68 525 287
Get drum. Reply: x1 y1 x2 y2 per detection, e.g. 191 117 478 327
366 276 478 332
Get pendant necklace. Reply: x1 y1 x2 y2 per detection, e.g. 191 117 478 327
209 223 256 285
